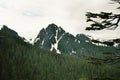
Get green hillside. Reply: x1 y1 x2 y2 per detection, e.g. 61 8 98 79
0 29 120 80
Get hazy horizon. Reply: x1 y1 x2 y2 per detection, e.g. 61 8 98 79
0 0 120 40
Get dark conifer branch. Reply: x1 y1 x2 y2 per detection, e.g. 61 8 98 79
86 12 120 30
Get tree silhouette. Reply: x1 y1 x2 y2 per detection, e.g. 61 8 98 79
85 0 120 46
86 0 120 30
85 0 120 65
86 12 120 30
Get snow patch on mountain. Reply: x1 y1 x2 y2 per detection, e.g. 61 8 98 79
75 39 81 44
0 25 3 30
85 40 89 43
29 38 35 45
72 50 76 54
24 39 29 43
50 44 54 51
42 40 44 46
34 38 40 43
91 41 107 46
75 39 77 42
54 29 58 51
78 40 80 43
114 43 120 47
49 34 54 39
49 28 66 54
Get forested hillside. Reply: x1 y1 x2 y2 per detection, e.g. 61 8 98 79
0 0 120 80
0 26 120 80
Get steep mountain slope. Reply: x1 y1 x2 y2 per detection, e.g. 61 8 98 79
34 24 65 53
34 23 119 56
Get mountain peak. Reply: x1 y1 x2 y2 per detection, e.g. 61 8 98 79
34 24 93 54
0 25 19 37
34 23 118 55
47 23 58 28
34 24 66 53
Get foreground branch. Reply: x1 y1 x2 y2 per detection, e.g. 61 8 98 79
86 12 120 30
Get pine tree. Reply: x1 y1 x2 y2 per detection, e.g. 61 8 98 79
85 0 120 65
86 0 120 30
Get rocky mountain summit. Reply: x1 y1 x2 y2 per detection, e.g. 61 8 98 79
34 23 118 55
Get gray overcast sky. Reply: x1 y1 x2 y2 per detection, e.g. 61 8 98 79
0 0 120 40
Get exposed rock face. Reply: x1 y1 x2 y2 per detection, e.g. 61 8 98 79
34 23 98 54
